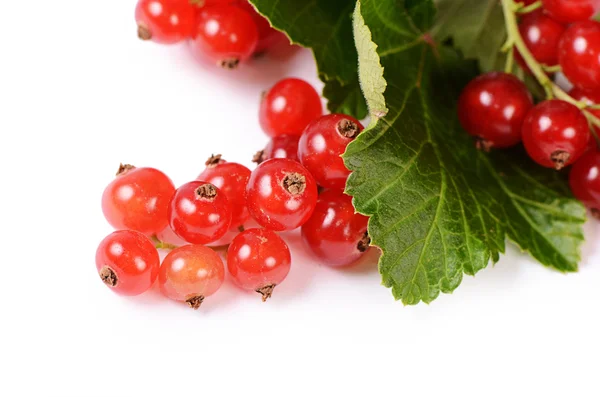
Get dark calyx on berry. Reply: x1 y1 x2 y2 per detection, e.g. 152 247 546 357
137 22 152 41
252 150 266 164
475 138 493 152
283 173 306 195
337 119 359 139
357 232 371 253
551 150 570 170
195 183 218 200
256 284 276 302
220 58 240 70
99 266 118 287
205 154 225 167
185 295 205 310
116 163 136 176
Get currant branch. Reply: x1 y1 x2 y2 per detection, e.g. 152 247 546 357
501 0 600 131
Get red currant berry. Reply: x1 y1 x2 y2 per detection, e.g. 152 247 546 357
101 165 175 235
570 149 600 217
301 190 370 267
168 181 232 244
559 20 600 91
253 135 300 164
541 0 600 24
198 0 235 5
197 155 251 228
458 72 534 149
246 158 318 231
96 230 160 296
514 11 565 72
569 87 600 121
521 100 591 169
189 4 258 69
135 0 196 44
298 114 364 190
259 78 323 138
227 228 291 301
570 87 600 146
237 1 287 53
159 244 225 309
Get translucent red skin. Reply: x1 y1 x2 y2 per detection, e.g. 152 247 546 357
569 150 600 211
189 4 258 65
236 0 287 53
168 181 233 244
298 114 364 190
514 11 565 72
521 100 591 168
570 87 600 121
301 190 369 267
570 87 600 141
197 162 251 228
259 78 323 138
95 230 160 296
457 72 533 148
227 228 291 291
246 158 318 231
541 0 600 24
159 245 225 302
263 135 300 162
135 0 196 44
559 21 600 91
101 167 175 235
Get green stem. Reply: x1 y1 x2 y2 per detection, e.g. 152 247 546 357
501 0 600 131
505 48 514 73
516 0 542 14
151 235 179 250
542 64 562 73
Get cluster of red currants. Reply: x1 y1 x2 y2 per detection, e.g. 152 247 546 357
134 0 288 69
458 0 600 217
96 77 371 308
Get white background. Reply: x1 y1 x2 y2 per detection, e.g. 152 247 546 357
1 1 599 396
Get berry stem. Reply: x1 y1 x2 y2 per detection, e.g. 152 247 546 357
516 1 542 14
151 235 179 250
501 0 600 131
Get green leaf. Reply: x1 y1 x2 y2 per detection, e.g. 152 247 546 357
249 0 367 119
432 0 507 72
345 0 586 305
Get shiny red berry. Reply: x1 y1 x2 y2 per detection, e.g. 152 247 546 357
514 11 565 72
569 149 600 216
521 100 591 169
159 245 225 309
458 72 533 149
197 155 251 228
254 135 300 164
298 114 364 190
246 158 318 231
237 1 288 53
168 181 232 244
541 0 600 24
569 87 600 120
227 228 291 301
559 20 600 91
101 165 175 235
96 230 160 296
135 0 196 44
259 78 323 138
301 190 370 267
189 4 258 69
